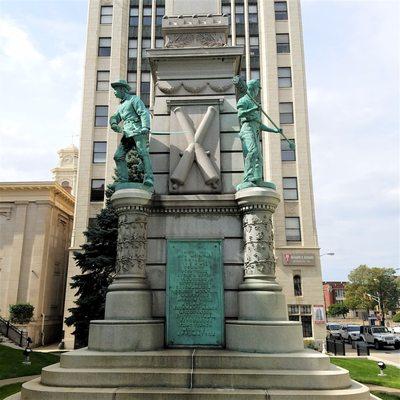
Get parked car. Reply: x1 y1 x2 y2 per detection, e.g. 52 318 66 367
360 325 400 350
339 325 361 343
326 323 342 339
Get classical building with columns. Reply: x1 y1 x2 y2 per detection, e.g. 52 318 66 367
0 182 74 346
63 0 325 349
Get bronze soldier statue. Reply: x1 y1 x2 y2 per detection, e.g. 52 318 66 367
109 79 153 189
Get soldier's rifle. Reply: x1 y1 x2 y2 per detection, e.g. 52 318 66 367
232 75 295 150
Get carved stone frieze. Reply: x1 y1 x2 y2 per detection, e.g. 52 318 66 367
165 32 227 49
115 211 148 276
157 81 233 95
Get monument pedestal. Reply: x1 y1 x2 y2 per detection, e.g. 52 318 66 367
88 189 164 352
226 187 304 353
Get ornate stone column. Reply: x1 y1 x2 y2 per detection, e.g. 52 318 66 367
105 188 152 319
238 188 281 292
111 191 150 288
88 189 164 351
226 187 304 353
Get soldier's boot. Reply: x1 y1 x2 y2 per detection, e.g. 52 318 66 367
142 154 154 188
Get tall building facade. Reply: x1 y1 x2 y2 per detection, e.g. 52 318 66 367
63 0 325 348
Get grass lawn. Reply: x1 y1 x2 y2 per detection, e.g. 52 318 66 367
331 358 400 389
371 392 400 400
0 382 23 400
0 345 59 380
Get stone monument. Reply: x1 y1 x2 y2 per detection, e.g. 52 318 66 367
14 1 375 399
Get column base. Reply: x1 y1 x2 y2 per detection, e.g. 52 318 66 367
105 290 152 320
88 320 164 351
239 277 282 291
238 290 288 321
225 320 304 353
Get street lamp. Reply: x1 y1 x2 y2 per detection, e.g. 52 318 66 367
366 292 384 327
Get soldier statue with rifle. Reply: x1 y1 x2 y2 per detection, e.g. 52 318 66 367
233 76 295 191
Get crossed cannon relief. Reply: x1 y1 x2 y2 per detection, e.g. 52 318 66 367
170 106 220 191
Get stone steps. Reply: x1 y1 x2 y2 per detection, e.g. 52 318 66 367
20 378 373 400
41 363 350 390
60 348 331 370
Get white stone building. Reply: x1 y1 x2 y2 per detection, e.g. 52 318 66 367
0 182 74 346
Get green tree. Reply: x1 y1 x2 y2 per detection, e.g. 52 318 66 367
65 148 142 348
393 313 400 323
327 303 349 318
345 265 400 326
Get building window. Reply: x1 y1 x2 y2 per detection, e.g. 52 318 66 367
98 37 111 56
143 6 152 26
249 36 259 56
278 67 292 88
156 38 164 48
127 72 137 90
142 38 151 57
96 71 110 91
128 39 138 58
93 141 107 163
95 106 108 127
285 217 301 241
283 177 298 200
293 275 302 296
335 288 345 300
248 4 258 24
235 5 244 24
141 72 150 105
279 102 294 124
275 1 288 20
276 33 290 53
251 69 260 79
100 6 112 24
281 139 295 161
288 304 312 338
156 6 165 25
90 179 105 202
222 4 230 16
130 7 139 26
128 39 137 58
236 36 245 46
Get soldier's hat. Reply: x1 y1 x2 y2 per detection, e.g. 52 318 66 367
111 79 131 91
247 79 261 90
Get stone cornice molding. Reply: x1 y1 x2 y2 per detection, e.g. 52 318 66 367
151 206 238 215
150 194 239 215
0 182 74 215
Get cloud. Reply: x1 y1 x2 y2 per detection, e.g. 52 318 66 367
0 15 84 181
302 1 400 280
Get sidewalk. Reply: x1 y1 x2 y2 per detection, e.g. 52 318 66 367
0 375 39 387
367 384 400 394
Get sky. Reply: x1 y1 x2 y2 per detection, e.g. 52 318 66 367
0 0 399 281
